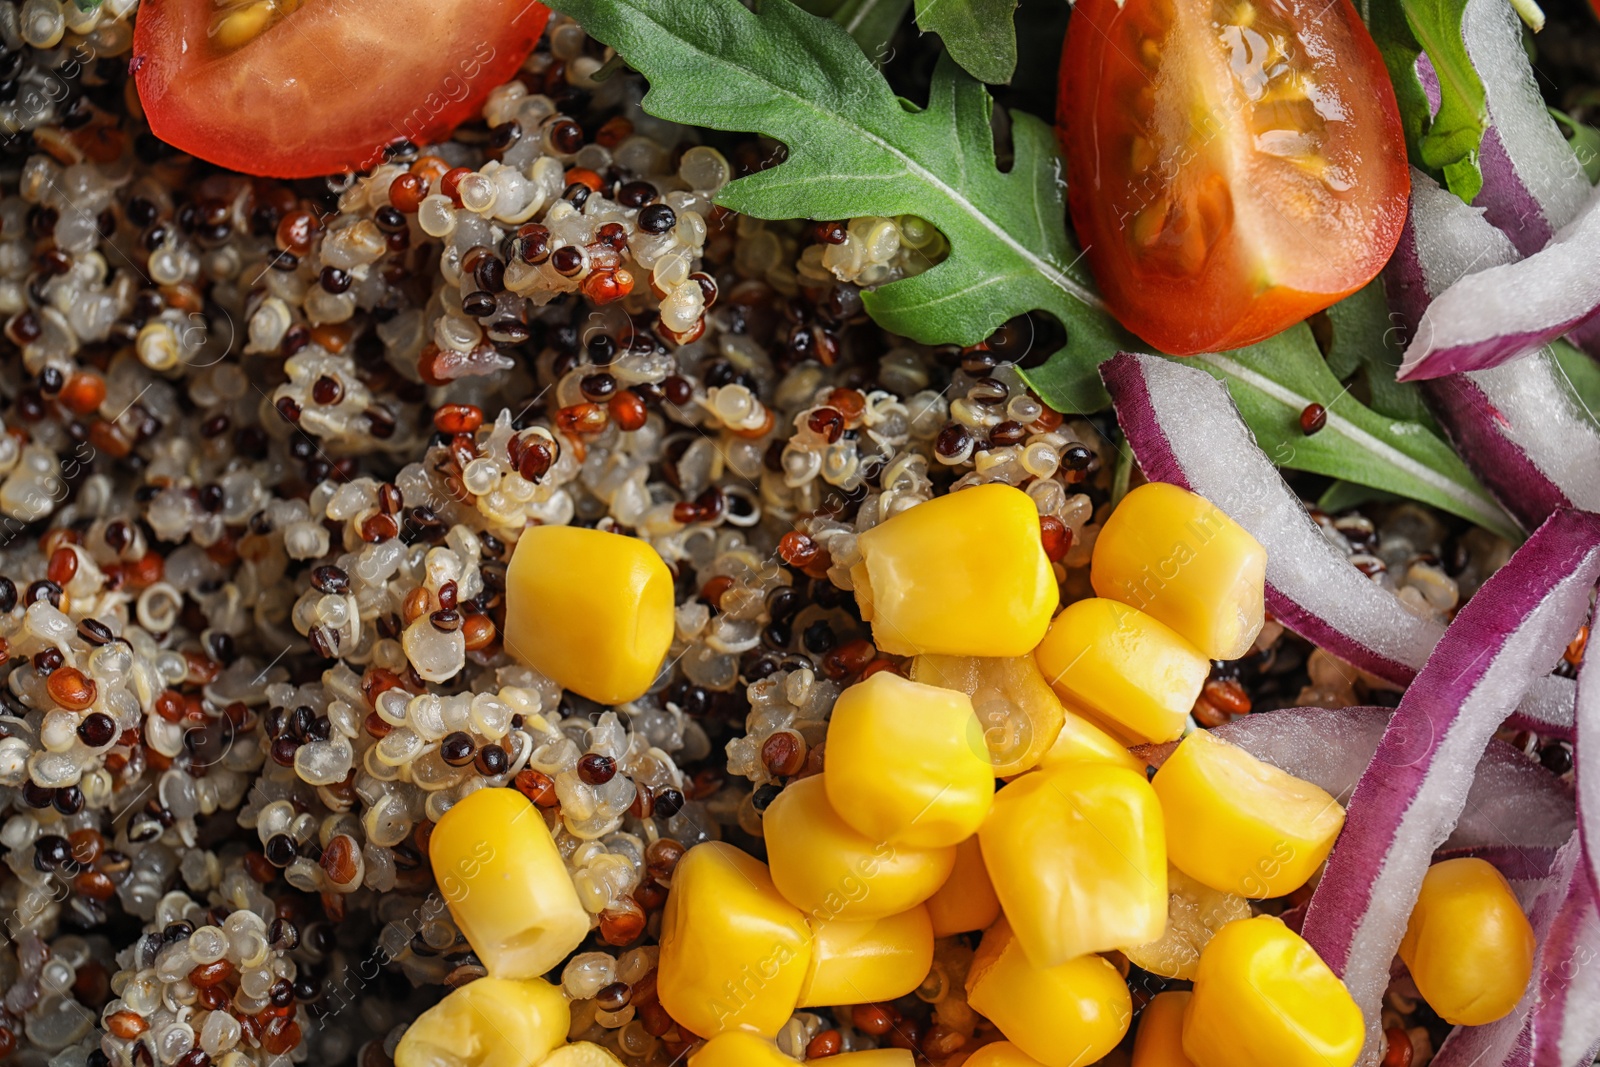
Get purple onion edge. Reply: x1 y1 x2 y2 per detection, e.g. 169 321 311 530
1476 126 1556 258
1420 375 1573 534
1575 616 1600 903
1385 212 1432 339
1532 876 1600 1067
1402 318 1590 382
1302 510 1600 977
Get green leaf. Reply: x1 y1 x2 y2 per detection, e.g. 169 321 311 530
1110 433 1134 508
793 0 914 63
543 0 1128 413
1318 481 1404 513
1368 0 1433 156
1551 338 1600 414
1550 108 1600 185
912 0 1020 84
1321 281 1437 428
1185 326 1519 539
1367 0 1487 202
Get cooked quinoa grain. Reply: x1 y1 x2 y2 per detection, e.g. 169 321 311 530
0 9 1543 1067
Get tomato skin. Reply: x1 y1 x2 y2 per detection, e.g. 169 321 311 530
1057 0 1409 355
133 0 550 179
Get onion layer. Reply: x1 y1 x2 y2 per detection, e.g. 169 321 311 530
1387 170 1600 536
1399 192 1600 381
1300 508 1600 1062
1459 0 1592 254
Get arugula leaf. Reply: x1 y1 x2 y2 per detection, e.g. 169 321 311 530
1110 434 1134 508
912 0 1020 84
544 0 1128 412
1321 281 1437 428
1367 0 1487 202
1550 108 1600 185
1551 338 1600 414
1318 481 1404 513
1184 326 1519 539
793 0 913 63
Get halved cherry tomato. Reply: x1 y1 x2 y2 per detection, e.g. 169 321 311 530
1058 0 1408 354
133 0 550 179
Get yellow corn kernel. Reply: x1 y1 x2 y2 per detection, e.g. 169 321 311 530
1183 916 1362 1067
811 1052 915 1066
1092 482 1266 660
966 917 1132 1067
1033 701 1142 776
926 836 1001 937
962 1043 1051 1067
430 787 589 980
539 1045 625 1067
659 842 813 1039
1398 858 1534 1025
1034 599 1208 744
503 525 674 704
393 977 567 1067
799 905 934 1008
764 775 957 922
687 1032 794 1067
1123 866 1251 980
979 764 1166 968
824 672 994 848
910 654 1067 777
1131 992 1195 1067
850 483 1058 657
1152 729 1345 898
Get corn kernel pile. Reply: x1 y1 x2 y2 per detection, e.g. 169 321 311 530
409 478 1538 1067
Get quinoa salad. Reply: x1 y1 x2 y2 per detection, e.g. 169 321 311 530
2 1 1600 1066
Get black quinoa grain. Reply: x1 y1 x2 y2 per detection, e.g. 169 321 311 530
639 203 676 234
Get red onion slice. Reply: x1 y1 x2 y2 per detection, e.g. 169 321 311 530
1398 190 1600 380
1421 362 1600 533
1385 168 1519 338
1574 619 1600 896
1530 871 1600 1067
1300 508 1600 1061
1102 352 1579 735
1505 674 1578 742
1388 170 1600 534
1446 728 1575 861
1461 0 1592 254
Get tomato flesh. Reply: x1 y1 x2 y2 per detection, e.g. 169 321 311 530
133 0 550 179
1058 0 1409 354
